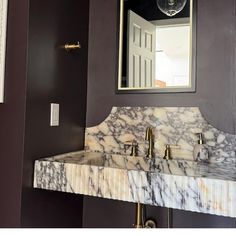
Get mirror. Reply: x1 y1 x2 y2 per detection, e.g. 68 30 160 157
117 0 196 93
0 0 8 103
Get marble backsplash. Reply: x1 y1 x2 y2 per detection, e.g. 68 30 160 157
85 107 236 163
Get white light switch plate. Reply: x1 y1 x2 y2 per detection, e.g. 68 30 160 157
50 103 59 126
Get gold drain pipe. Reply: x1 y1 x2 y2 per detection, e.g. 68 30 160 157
134 203 157 228
134 203 144 228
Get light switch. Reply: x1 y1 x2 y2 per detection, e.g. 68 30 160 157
50 103 59 126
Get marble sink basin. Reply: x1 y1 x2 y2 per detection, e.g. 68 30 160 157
36 150 236 181
34 150 236 218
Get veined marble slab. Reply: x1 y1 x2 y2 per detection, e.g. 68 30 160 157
34 151 236 218
85 107 236 163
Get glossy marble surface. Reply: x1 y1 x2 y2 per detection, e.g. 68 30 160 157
34 107 236 218
85 107 236 163
34 151 236 218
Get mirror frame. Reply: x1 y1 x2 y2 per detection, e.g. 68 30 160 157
116 0 197 94
0 0 8 103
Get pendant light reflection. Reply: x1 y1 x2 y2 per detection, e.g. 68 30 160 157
156 0 187 17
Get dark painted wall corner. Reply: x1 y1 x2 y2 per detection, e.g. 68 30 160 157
21 0 90 227
0 0 29 227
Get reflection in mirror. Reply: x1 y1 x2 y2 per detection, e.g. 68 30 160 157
117 0 196 93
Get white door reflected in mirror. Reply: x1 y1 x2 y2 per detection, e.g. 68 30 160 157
118 0 195 93
127 10 156 88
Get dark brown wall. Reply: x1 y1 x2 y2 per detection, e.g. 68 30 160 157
83 197 236 228
20 0 89 227
83 197 169 228
84 0 236 228
0 0 29 227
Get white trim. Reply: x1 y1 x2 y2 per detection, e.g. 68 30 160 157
0 0 8 103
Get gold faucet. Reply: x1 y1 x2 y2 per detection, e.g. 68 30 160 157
163 144 172 160
145 127 154 158
134 203 143 228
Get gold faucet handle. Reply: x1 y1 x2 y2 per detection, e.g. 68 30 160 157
124 140 138 146
124 140 138 156
163 145 171 160
163 145 180 160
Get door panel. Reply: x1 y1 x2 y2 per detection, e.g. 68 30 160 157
127 10 155 88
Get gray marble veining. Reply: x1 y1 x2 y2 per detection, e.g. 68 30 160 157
85 107 236 163
34 151 236 218
34 107 236 218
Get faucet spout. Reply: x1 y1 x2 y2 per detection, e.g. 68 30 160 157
145 127 154 158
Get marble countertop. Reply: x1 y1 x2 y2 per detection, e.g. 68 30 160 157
40 151 236 181
34 150 236 218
